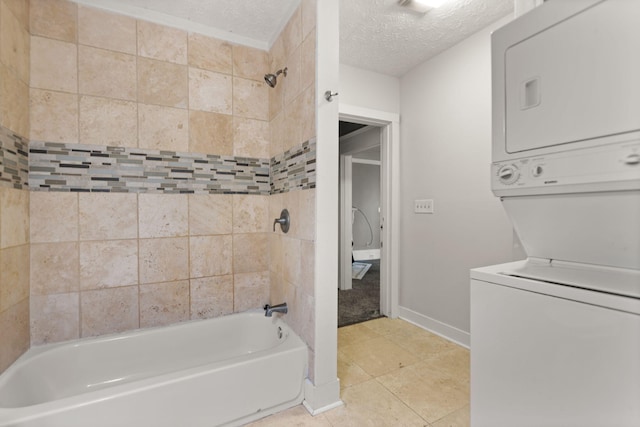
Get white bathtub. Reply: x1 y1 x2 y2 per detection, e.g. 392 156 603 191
0 311 307 427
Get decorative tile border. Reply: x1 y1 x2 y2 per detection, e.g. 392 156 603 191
29 142 271 194
0 126 29 190
270 139 317 194
25 137 317 195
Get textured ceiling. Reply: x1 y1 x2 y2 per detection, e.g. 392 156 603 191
77 0 514 77
340 0 514 76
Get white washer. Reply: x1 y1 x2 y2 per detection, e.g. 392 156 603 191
471 259 640 427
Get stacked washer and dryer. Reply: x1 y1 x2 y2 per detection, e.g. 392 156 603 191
470 1 640 426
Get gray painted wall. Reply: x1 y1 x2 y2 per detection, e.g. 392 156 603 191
399 16 517 334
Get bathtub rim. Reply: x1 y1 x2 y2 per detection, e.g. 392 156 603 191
0 310 307 424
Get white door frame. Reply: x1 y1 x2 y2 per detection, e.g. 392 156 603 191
339 154 353 291
339 104 400 318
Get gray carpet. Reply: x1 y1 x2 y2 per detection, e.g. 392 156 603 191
338 260 383 327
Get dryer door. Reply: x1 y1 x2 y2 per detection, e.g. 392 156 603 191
503 0 640 154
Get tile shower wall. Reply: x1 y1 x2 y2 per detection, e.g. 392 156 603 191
27 0 276 344
268 1 318 379
27 0 319 351
0 0 30 372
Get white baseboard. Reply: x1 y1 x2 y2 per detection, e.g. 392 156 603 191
302 378 343 415
398 306 470 349
353 249 380 261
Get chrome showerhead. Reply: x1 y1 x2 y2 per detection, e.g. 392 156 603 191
264 67 287 88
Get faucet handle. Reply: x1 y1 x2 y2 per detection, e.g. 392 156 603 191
273 209 290 233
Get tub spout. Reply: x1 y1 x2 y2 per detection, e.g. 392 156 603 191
264 302 288 317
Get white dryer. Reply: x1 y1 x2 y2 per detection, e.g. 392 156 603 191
471 0 640 425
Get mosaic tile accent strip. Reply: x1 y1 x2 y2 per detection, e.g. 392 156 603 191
270 139 317 194
0 126 29 189
29 141 270 194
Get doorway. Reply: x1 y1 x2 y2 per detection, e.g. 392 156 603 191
338 123 382 326
337 104 400 326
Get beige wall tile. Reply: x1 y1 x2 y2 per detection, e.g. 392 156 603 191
268 232 283 277
269 33 286 79
188 33 232 74
283 94 303 151
188 194 232 236
282 190 300 238
232 194 269 233
233 271 269 312
188 67 232 114
78 193 137 240
138 193 188 238
137 20 187 64
79 240 138 290
189 234 232 278
269 110 285 158
0 63 29 137
0 187 29 249
233 117 269 159
78 45 136 101
190 275 233 319
283 46 301 107
296 291 315 347
233 77 268 121
139 237 189 284
0 244 29 311
232 233 268 274
232 45 268 82
30 242 79 295
30 293 78 345
298 188 316 241
30 191 78 243
189 110 233 155
0 298 29 371
79 95 137 148
29 88 78 143
80 286 139 337
282 7 302 59
300 240 315 298
301 85 316 143
30 36 77 93
301 31 316 91
269 268 285 306
78 6 136 54
282 237 301 286
138 103 189 152
137 57 188 108
140 280 189 328
301 0 317 40
0 2 29 84
30 0 78 43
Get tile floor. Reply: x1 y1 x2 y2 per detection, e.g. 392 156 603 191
246 317 470 426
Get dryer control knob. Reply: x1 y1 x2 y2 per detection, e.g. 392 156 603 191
498 164 520 185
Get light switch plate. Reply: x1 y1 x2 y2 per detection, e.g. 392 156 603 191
414 199 434 214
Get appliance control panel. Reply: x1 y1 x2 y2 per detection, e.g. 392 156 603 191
492 139 640 196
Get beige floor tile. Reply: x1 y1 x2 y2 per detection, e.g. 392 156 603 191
377 362 468 424
362 317 426 339
421 347 470 386
340 336 420 378
431 405 469 427
325 379 427 427
245 405 332 426
338 322 381 348
388 329 461 361
338 350 372 389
